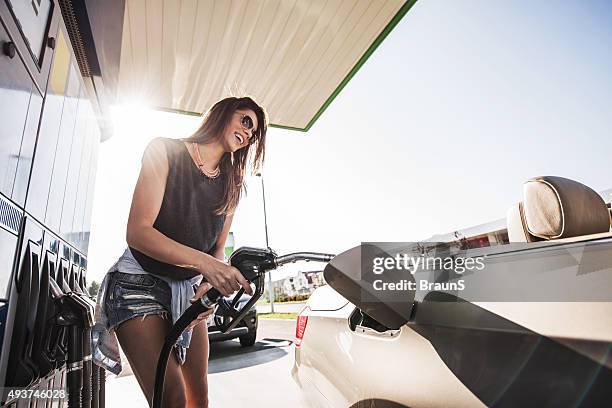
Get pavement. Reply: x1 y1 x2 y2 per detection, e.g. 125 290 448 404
105 318 308 407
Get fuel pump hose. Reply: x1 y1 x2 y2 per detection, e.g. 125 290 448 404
152 288 219 408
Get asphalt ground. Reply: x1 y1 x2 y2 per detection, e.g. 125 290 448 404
105 318 308 407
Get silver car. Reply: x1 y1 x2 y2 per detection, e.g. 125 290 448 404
293 177 612 408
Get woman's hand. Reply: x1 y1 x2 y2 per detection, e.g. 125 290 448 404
198 256 253 297
186 282 215 331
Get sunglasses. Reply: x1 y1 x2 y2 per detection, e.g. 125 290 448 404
239 113 258 143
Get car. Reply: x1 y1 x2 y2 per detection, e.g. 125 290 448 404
207 293 258 347
292 176 612 407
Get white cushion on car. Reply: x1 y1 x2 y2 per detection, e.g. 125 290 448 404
507 176 611 242
506 203 531 242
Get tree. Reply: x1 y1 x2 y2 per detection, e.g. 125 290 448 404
88 280 100 297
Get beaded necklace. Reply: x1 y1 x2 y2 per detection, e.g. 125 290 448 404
191 142 220 179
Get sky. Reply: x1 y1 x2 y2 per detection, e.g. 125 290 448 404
87 0 612 284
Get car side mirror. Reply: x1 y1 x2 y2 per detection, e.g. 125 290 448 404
323 244 415 330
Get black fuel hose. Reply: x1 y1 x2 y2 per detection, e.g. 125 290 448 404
152 289 218 408
91 362 100 408
98 366 106 408
82 326 92 408
67 326 83 408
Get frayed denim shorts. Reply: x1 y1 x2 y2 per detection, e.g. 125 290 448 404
105 271 172 329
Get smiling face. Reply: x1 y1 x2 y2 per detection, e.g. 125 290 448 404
185 96 267 214
222 108 259 153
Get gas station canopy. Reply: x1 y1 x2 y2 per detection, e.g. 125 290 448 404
115 0 415 131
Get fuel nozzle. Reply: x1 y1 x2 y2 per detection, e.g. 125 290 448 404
196 247 277 310
197 247 334 333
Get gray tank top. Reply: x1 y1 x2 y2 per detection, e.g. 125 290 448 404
130 137 227 279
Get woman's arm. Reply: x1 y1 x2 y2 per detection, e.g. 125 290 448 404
126 138 251 296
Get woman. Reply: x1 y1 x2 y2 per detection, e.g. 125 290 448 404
93 96 267 407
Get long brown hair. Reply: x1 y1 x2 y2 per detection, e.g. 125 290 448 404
183 96 267 215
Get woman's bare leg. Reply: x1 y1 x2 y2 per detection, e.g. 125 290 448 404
116 315 187 407
181 322 210 408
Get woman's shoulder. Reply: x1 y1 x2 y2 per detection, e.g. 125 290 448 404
144 137 186 161
147 137 185 149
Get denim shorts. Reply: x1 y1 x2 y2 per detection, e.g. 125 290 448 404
105 271 172 329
